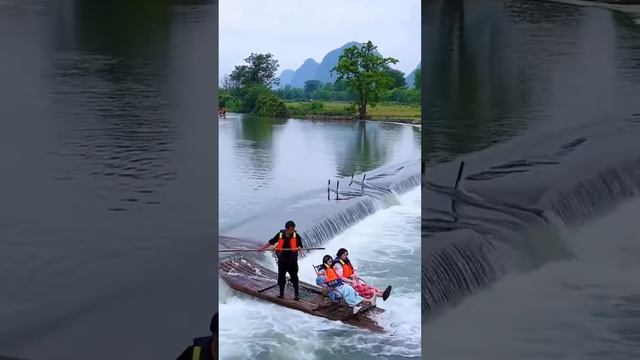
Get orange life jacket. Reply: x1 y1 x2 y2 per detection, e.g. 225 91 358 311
323 264 342 288
338 259 354 278
274 231 297 254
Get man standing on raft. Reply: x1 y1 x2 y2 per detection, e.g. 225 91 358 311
259 220 303 300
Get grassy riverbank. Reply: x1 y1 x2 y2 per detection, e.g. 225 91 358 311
284 100 421 122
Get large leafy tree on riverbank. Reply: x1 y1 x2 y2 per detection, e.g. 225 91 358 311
228 53 280 90
223 52 289 117
331 41 399 119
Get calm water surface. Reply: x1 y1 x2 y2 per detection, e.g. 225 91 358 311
423 0 640 165
219 114 421 229
0 1 217 359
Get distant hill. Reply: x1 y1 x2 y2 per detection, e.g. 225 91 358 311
278 42 417 89
288 58 319 88
404 62 421 88
313 41 361 84
278 69 295 87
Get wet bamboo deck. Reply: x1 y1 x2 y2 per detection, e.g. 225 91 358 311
219 256 385 332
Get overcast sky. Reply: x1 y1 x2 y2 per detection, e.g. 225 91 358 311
219 0 421 81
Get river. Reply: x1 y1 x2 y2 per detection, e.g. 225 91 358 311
0 1 217 359
219 114 421 230
423 1 640 359
218 115 421 359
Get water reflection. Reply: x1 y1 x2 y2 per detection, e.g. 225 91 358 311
505 0 583 25
236 115 287 144
424 0 533 163
424 0 640 165
423 2 640 358
231 117 396 181
0 1 217 357
612 11 640 82
336 121 389 176
53 0 212 58
44 0 218 208
233 115 287 183
220 116 419 227
56 1 169 58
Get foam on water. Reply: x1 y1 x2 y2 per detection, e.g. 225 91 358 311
219 187 421 360
425 195 640 360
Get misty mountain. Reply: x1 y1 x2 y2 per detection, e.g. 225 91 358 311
288 58 319 89
405 62 421 88
278 69 295 87
277 42 419 89
278 42 361 88
313 41 361 84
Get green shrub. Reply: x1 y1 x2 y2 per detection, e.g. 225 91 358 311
254 93 289 118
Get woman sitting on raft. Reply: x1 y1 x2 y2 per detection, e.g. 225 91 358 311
333 248 392 302
316 255 373 314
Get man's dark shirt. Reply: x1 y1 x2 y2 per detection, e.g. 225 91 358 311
268 230 304 262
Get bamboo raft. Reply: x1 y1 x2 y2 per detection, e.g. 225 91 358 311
219 256 385 332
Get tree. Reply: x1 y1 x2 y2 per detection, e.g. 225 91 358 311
303 80 322 96
222 74 239 92
331 41 399 119
227 65 248 92
333 78 347 91
235 84 289 118
413 67 421 90
229 53 280 89
385 68 406 88
254 93 289 118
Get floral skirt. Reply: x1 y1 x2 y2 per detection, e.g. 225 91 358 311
352 280 379 299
